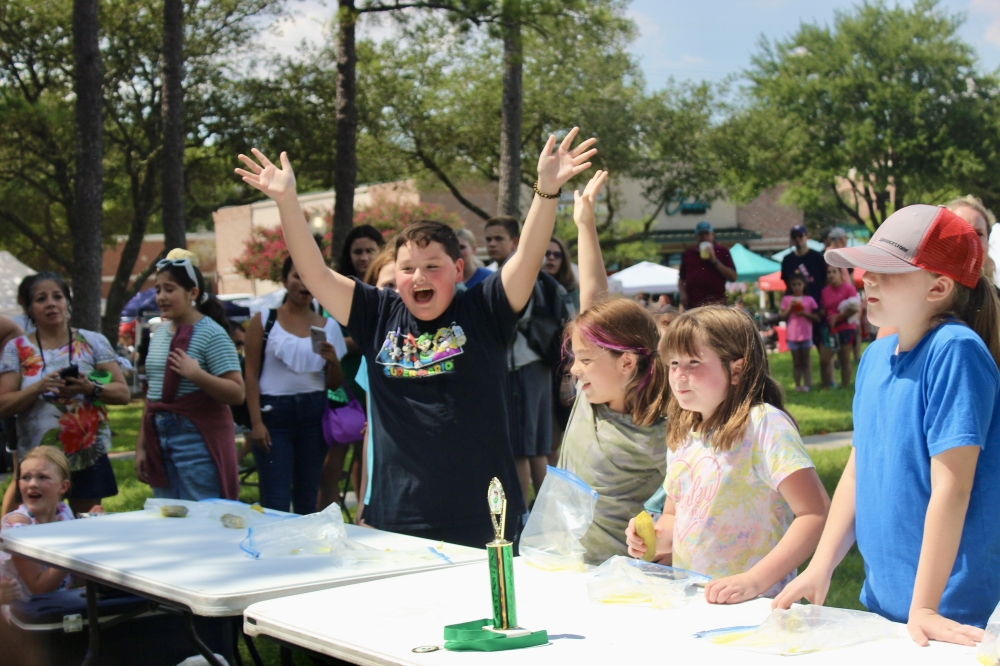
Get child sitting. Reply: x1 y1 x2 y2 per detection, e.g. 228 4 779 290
1 447 82 599
774 205 1000 646
235 130 596 547
779 273 819 392
557 171 670 564
626 306 830 603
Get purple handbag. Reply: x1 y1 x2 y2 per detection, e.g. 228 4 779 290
321 386 366 447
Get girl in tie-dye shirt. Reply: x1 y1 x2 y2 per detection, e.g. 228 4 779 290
626 306 830 604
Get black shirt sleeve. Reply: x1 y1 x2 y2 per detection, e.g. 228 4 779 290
478 270 522 343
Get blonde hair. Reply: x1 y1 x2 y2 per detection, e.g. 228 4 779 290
661 306 791 451
947 195 996 230
21 446 71 485
454 228 482 269
363 245 396 286
564 298 669 426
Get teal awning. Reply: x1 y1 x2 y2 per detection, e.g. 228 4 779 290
729 243 782 282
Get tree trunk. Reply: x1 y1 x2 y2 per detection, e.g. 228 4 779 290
497 0 523 219
71 0 104 331
332 1 359 270
161 0 186 251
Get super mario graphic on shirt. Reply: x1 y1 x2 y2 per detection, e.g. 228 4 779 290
375 324 467 378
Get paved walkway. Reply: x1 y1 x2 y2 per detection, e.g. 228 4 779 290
802 431 852 450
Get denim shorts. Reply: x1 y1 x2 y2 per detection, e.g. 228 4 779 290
152 412 221 501
787 339 813 351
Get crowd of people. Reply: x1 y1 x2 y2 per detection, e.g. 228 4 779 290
0 128 998 650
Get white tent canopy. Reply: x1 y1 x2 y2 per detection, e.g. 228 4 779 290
609 261 679 295
0 251 36 316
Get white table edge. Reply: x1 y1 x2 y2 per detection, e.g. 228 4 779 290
0 532 484 617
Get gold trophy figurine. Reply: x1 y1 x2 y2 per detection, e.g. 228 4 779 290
486 478 517 629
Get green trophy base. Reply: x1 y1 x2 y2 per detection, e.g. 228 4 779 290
443 619 548 652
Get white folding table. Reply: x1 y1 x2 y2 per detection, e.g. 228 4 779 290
0 510 485 666
243 558 974 665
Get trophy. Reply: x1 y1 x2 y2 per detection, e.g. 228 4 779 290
487 477 516 630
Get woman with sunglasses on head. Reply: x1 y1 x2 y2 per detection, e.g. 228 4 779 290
135 252 244 501
0 273 130 516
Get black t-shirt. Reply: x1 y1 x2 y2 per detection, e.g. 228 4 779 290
781 249 827 303
348 271 526 541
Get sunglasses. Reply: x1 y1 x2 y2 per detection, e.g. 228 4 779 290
545 250 563 259
156 258 198 285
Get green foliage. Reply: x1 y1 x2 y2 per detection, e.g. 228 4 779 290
733 0 1000 227
769 346 856 435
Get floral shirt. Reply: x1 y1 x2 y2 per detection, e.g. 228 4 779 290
665 404 813 596
0 330 116 471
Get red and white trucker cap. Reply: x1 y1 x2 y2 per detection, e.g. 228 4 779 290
824 204 983 288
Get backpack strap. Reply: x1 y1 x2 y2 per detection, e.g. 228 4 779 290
258 308 277 377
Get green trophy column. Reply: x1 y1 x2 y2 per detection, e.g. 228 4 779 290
487 541 516 629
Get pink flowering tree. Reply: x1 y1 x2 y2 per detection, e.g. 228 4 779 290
234 197 463 283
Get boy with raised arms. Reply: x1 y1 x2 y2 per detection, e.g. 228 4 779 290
236 130 596 547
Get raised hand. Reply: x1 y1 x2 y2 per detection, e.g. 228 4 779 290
536 127 597 194
573 170 608 230
235 149 297 204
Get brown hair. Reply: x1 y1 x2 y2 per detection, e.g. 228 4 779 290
547 236 577 293
935 272 1000 368
394 221 460 263
661 306 790 451
363 245 396 286
485 216 520 240
564 298 669 426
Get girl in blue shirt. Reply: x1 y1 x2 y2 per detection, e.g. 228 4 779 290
774 205 1000 647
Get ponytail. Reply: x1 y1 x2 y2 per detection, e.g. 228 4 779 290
198 295 229 331
944 274 1000 369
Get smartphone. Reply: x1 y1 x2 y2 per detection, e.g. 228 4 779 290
59 364 80 380
310 326 327 354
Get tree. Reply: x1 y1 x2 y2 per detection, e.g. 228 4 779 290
353 10 719 238
161 0 186 251
739 0 1000 227
0 0 283 345
71 0 104 331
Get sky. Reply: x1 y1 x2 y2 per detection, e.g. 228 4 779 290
261 0 1000 88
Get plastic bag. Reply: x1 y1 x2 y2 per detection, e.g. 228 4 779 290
978 601 1000 665
239 503 350 558
586 556 710 609
699 605 899 655
519 466 598 572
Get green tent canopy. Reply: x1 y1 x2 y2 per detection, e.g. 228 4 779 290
729 243 782 282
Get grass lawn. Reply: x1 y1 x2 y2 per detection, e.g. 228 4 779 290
769 346 859 436
106 402 144 452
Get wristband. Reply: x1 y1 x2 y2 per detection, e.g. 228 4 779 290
532 181 561 199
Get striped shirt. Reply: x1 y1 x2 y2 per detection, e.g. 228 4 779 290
145 317 240 401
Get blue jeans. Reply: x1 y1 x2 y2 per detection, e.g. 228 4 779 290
152 412 221 501
253 392 327 515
